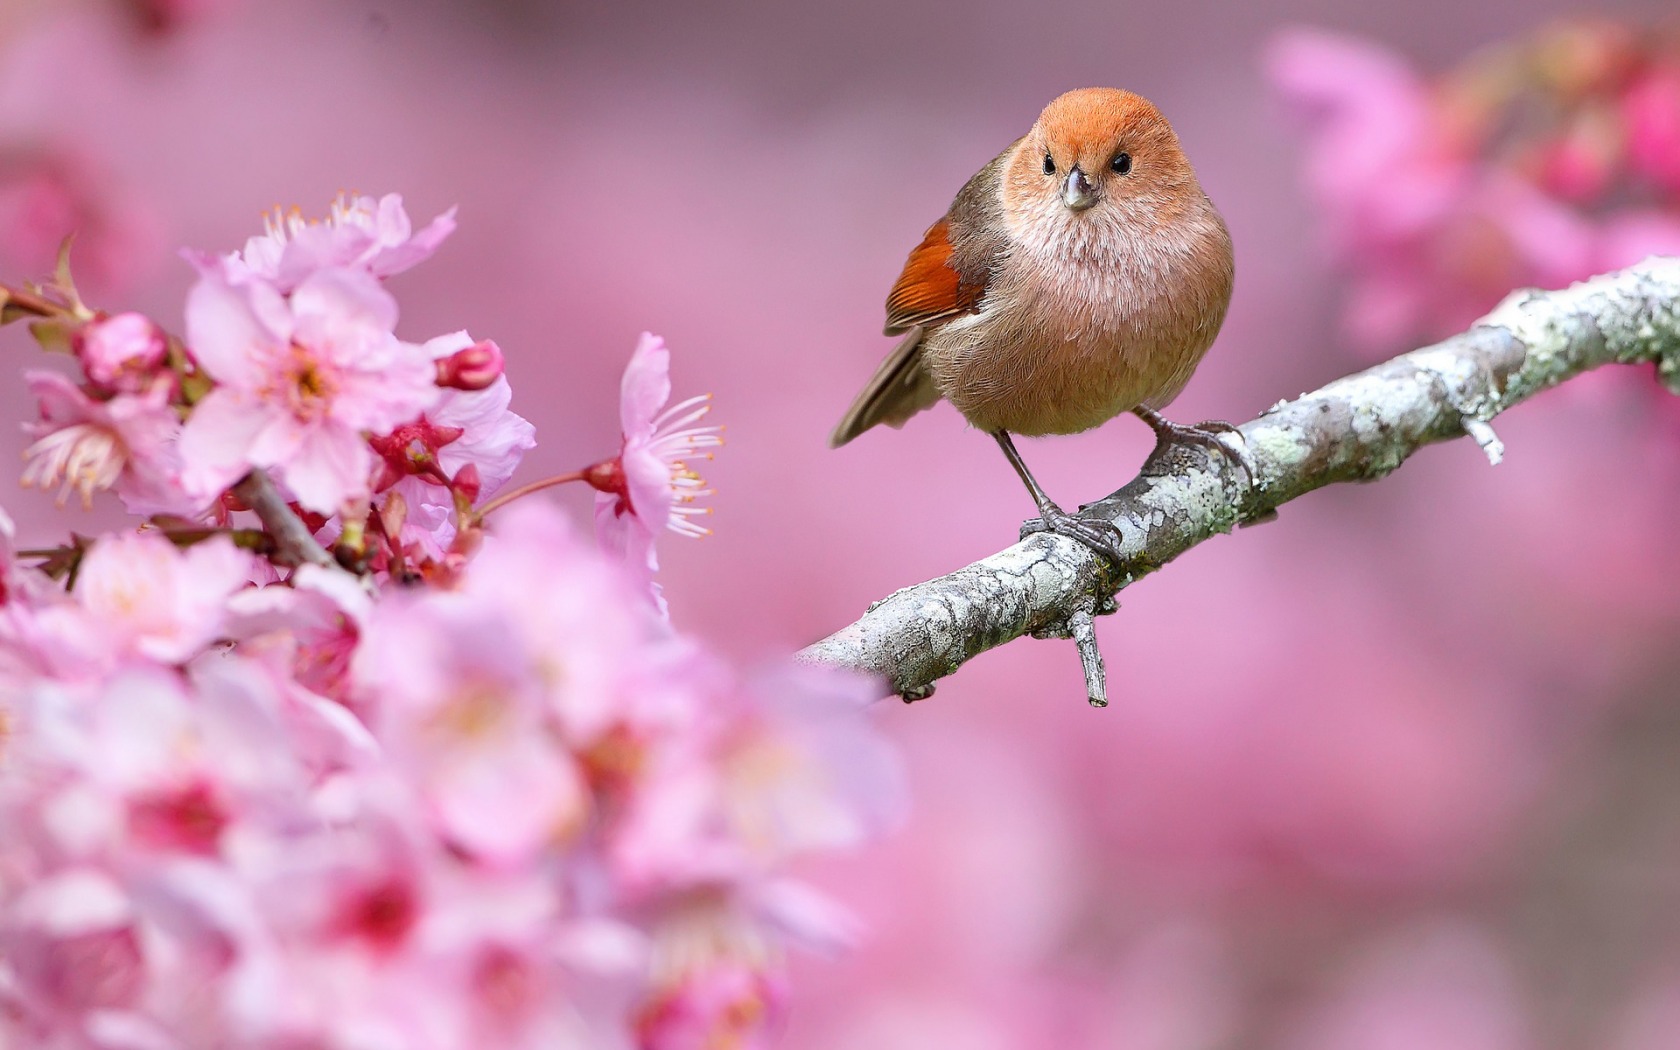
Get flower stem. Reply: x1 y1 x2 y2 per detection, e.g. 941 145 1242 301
471 470 588 521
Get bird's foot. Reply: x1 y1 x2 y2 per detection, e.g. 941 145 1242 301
1019 504 1126 568
1135 409 1255 484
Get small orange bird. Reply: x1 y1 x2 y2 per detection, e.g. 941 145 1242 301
831 87 1237 558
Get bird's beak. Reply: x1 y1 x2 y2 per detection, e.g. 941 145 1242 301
1062 166 1098 211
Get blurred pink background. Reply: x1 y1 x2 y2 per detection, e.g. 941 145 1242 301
6 1 1680 1046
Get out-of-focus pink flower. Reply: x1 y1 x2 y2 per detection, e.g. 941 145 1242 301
178 266 438 514
0 149 162 295
634 898 789 1050
1282 924 1531 1050
1532 112 1621 203
1274 25 1680 352
591 333 722 607
355 582 590 866
722 665 906 865
453 501 661 743
0 869 145 1022
637 960 786 1050
1266 28 1463 248
226 561 371 707
229 192 457 294
75 311 168 393
1624 66 1680 195
75 531 251 664
21 370 182 512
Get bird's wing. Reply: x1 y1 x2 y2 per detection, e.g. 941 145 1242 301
883 218 988 333
882 144 1012 334
831 145 1015 447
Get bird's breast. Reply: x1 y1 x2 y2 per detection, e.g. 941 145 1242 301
922 211 1233 437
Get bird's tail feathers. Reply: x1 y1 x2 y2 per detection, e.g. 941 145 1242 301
829 327 940 448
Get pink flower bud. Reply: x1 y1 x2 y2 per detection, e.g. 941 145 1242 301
435 339 505 391
74 312 167 392
452 462 482 503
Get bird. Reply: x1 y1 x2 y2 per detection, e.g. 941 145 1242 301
830 87 1238 562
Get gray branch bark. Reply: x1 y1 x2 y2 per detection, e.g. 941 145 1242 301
798 258 1680 700
232 470 335 569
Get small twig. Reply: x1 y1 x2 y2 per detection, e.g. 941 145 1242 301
231 470 334 569
471 470 587 521
1066 605 1108 708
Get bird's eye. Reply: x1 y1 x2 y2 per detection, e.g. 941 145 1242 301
1110 152 1133 175
1042 153 1056 175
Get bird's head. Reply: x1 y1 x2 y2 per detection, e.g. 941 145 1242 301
1002 88 1199 242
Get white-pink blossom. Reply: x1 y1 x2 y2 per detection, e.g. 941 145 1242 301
75 531 251 664
178 266 439 514
231 192 456 293
592 333 722 609
355 586 590 866
21 370 185 514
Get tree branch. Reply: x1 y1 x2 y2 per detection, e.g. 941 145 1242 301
798 258 1680 699
232 470 335 569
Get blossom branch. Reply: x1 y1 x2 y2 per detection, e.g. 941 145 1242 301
231 469 335 569
799 258 1680 700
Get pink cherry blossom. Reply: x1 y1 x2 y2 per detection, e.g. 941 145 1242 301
0 869 146 1023
635 900 789 1050
0 188 902 1050
75 312 168 393
355 584 590 865
230 192 457 293
178 266 439 514
21 370 183 513
592 333 722 606
1272 26 1680 353
435 337 505 391
74 531 251 664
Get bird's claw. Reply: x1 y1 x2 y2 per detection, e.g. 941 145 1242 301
1147 417 1256 484
1019 507 1127 569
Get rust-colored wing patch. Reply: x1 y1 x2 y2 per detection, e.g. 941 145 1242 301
883 219 987 334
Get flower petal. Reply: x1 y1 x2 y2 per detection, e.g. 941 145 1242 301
184 271 291 386
275 423 373 515
619 333 671 434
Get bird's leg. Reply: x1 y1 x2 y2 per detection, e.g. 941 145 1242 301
1132 406 1255 482
993 431 1125 566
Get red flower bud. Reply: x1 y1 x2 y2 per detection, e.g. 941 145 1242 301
584 458 627 498
435 340 505 391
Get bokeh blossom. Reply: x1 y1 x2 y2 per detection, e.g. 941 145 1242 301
1269 22 1680 352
